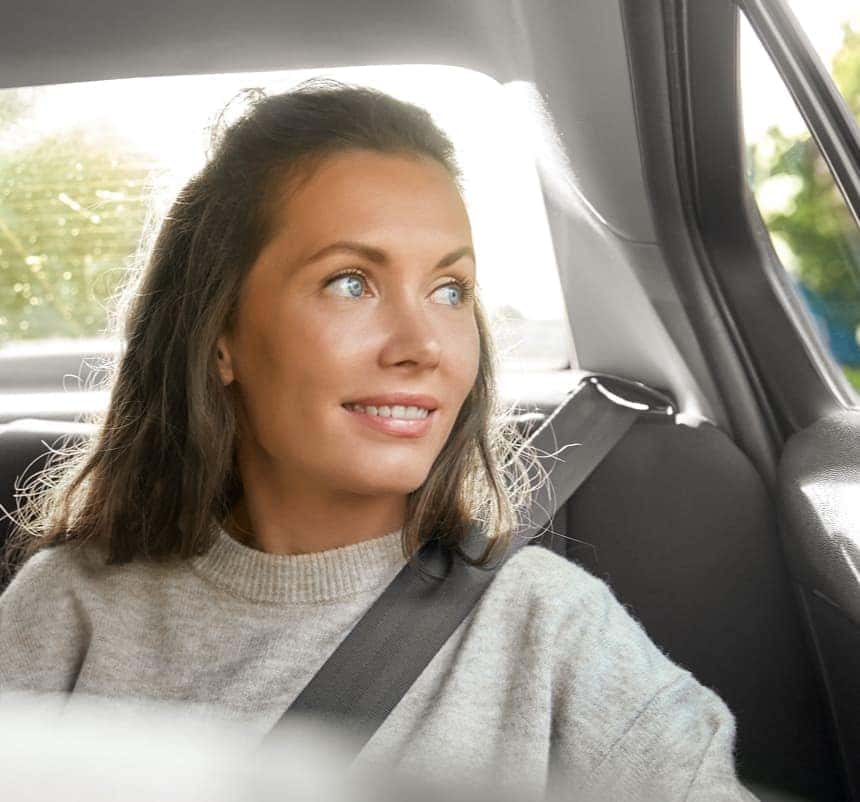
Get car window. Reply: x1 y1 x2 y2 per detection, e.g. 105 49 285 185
0 65 571 371
739 7 860 400
785 0 860 125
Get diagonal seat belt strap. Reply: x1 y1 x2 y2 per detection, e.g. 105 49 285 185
268 374 672 756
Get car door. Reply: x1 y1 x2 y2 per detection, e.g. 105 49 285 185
621 0 860 798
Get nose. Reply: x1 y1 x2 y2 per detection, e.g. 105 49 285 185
377 292 442 370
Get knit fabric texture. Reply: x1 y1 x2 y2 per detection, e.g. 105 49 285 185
0 523 759 801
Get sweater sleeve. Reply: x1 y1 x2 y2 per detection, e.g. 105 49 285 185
0 546 91 694
547 577 759 802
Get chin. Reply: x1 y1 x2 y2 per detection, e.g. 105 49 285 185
342 464 433 497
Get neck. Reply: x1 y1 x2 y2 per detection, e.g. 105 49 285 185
225 485 407 557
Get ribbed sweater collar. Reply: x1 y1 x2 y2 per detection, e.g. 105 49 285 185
189 522 408 604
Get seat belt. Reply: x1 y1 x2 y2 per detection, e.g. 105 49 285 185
267 373 676 755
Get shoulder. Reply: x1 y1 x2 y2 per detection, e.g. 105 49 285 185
0 540 110 631
488 543 681 677
467 542 624 656
3 538 106 598
1 536 180 616
4 542 79 596
0 538 188 691
0 540 111 690
490 541 615 612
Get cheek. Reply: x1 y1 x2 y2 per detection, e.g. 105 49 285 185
251 306 373 441
231 304 317 428
452 316 481 395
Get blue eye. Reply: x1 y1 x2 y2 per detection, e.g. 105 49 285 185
432 279 475 307
432 284 462 306
327 271 366 299
324 270 475 307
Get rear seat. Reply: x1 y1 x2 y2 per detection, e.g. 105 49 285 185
536 411 843 800
0 418 95 586
0 387 846 800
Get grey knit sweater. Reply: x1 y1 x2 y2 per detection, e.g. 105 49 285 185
0 523 759 801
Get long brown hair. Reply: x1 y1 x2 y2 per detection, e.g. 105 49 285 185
3 77 545 581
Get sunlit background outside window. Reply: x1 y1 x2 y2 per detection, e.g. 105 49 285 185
0 66 570 371
741 0 860 396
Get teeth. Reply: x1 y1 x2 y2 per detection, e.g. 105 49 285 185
347 403 430 420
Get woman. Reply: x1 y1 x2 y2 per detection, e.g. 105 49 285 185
0 78 757 801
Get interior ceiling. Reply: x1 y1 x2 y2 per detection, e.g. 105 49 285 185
1 0 656 244
6 0 527 87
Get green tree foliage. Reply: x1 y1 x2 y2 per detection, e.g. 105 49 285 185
0 88 159 344
0 88 35 130
748 21 860 386
751 128 860 325
833 23 860 113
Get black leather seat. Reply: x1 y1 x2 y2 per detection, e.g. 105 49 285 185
0 418 95 587
538 414 843 800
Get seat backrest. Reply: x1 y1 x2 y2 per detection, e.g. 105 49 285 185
549 416 845 801
0 418 95 588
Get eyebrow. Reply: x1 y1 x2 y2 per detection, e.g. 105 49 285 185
299 241 475 271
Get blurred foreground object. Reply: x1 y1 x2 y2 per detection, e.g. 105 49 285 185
0 691 533 802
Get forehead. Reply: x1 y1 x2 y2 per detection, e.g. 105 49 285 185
271 149 472 248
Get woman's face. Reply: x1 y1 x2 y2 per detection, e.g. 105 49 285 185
216 149 480 499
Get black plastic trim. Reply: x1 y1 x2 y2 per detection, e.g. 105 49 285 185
672 0 843 434
619 0 783 492
795 583 857 801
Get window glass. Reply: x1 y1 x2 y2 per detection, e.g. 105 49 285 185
785 0 860 125
0 66 570 370
740 13 860 398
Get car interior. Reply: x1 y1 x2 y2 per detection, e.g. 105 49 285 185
1 2 859 801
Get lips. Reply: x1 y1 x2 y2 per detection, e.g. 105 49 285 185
342 403 435 439
343 393 439 411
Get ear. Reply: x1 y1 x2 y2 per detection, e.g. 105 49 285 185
215 334 236 386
